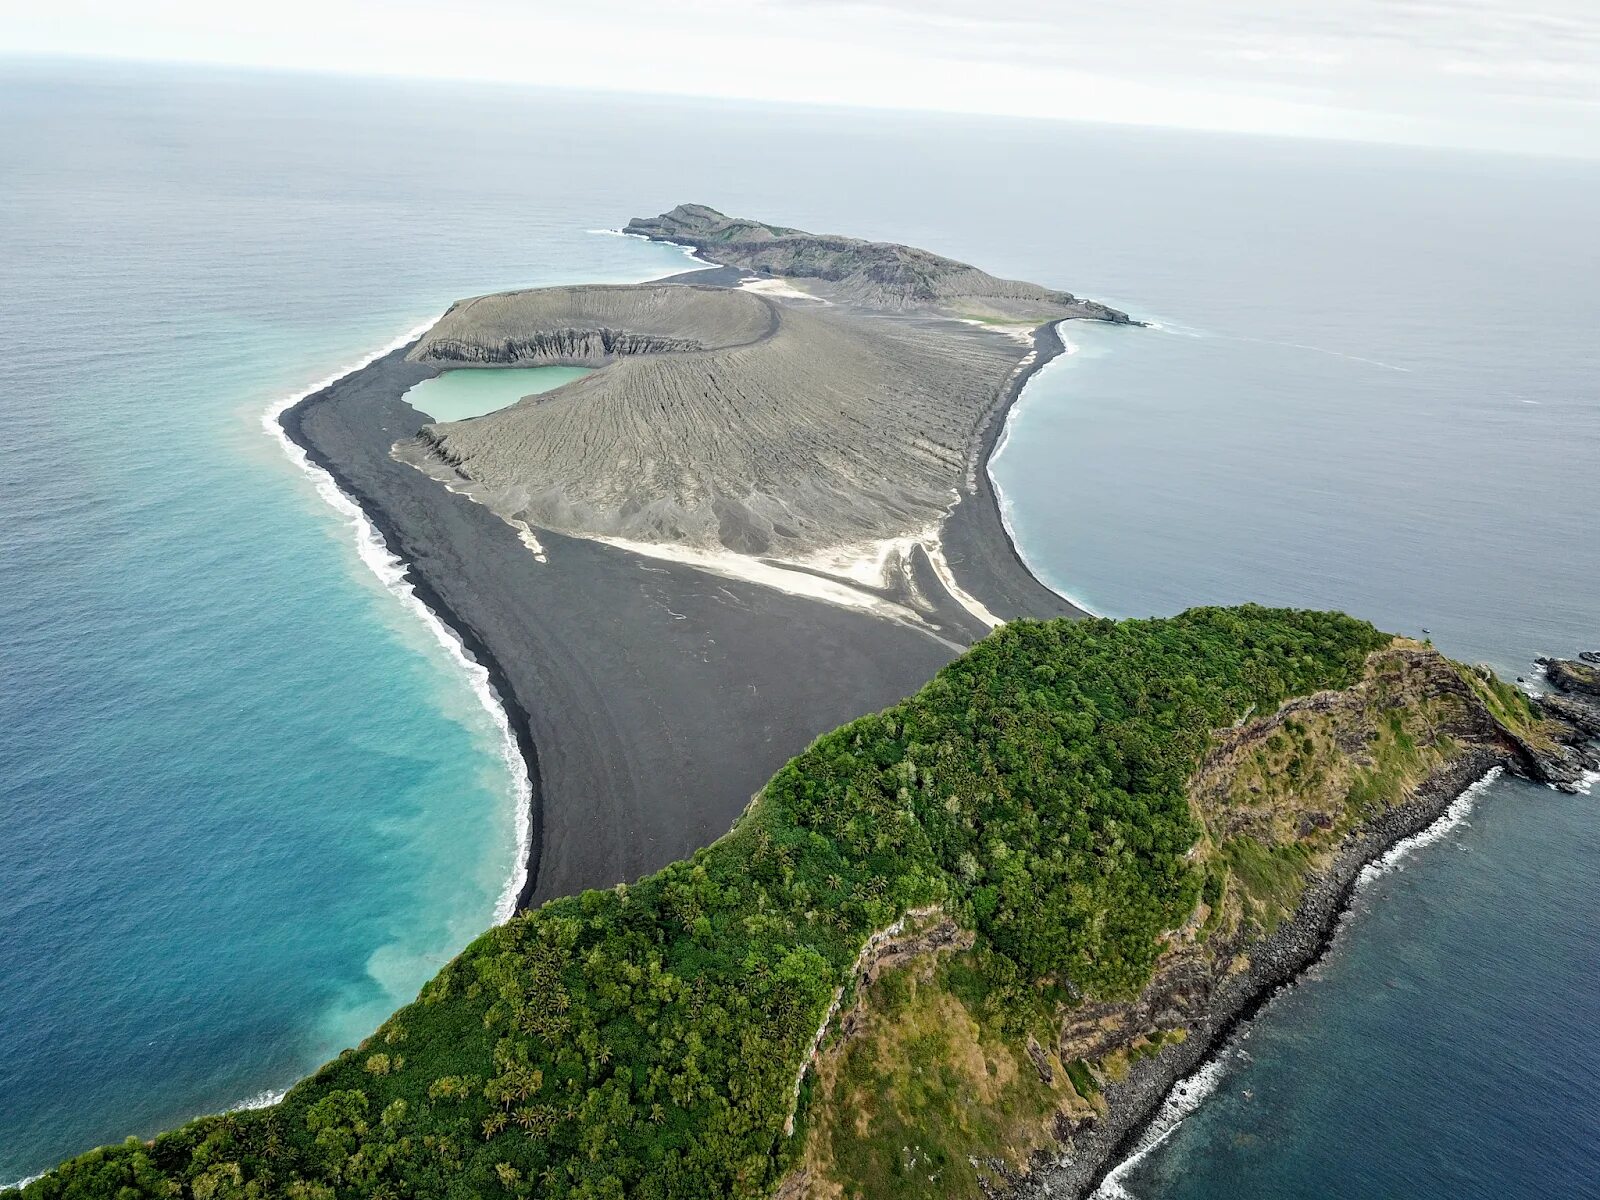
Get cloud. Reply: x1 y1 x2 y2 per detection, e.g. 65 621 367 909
3 0 1597 155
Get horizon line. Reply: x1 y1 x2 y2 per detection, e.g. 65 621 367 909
4 49 1596 167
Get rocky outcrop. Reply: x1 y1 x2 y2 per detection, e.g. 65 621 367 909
1031 644 1596 1197
419 329 710 365
1534 658 1600 763
624 203 1133 322
1540 656 1600 700
781 907 972 1136
1540 691 1600 739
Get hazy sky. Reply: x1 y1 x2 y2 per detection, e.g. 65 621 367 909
5 1 1598 156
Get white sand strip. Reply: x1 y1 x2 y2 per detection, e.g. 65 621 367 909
738 276 829 303
591 535 921 623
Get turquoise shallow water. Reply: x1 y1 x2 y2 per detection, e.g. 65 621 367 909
2 59 1595 1193
0 63 699 1180
405 367 592 422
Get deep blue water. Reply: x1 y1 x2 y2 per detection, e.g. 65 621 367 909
2 59 1595 1193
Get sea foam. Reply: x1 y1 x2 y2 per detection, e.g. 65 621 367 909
587 227 719 270
987 320 1103 619
260 321 533 926
1091 765 1505 1197
1356 767 1501 886
1091 1052 1233 1198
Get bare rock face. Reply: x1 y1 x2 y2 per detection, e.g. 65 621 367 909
1540 656 1600 700
1534 659 1600 752
624 203 1133 321
1540 691 1600 739
408 284 774 367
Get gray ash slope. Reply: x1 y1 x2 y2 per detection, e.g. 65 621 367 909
403 206 1130 562
625 203 1133 319
282 346 962 907
273 209 1127 909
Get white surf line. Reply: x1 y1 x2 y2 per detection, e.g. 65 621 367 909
1358 766 1501 882
1092 1052 1233 1199
1093 765 1506 1198
985 322 1105 619
588 227 721 272
231 1086 289 1112
262 319 533 927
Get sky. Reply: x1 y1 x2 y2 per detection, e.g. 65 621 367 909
3 1 1598 157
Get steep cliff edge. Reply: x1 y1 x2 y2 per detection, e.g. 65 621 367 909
624 204 1133 322
406 284 778 368
12 612 1589 1200
783 642 1589 1200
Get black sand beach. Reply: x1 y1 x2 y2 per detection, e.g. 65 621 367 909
942 319 1090 624
281 258 1102 911
282 347 968 907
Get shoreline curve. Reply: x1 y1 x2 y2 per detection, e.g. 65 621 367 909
984 321 1106 619
1049 750 1509 1197
272 340 547 915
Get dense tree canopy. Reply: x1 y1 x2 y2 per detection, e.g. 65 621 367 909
12 607 1388 1200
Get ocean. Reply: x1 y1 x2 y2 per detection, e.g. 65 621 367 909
1 59 1595 1194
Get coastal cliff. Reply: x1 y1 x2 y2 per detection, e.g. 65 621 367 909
12 610 1590 1200
623 204 1133 322
396 209 1131 562
10 211 1592 1200
783 643 1589 1199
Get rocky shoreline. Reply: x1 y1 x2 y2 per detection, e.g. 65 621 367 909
1053 750 1499 1196
1036 726 1589 1197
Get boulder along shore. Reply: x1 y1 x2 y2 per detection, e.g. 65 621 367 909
1038 673 1598 1198
1042 749 1505 1197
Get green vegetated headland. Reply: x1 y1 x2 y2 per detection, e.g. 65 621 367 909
14 607 1543 1200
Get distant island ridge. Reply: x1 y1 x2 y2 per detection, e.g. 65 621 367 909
11 208 1597 1200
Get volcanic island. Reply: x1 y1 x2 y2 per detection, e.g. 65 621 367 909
15 207 1597 1200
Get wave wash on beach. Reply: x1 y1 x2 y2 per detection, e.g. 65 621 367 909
264 320 536 927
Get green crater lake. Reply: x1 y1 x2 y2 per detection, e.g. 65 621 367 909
406 366 592 422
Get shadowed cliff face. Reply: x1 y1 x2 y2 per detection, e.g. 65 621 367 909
407 284 776 367
624 203 1134 321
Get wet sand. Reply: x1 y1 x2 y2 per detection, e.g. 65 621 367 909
282 261 1094 910
941 320 1089 623
282 348 962 906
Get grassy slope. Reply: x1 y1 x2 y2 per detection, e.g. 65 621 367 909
13 607 1395 1200
794 641 1544 1197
